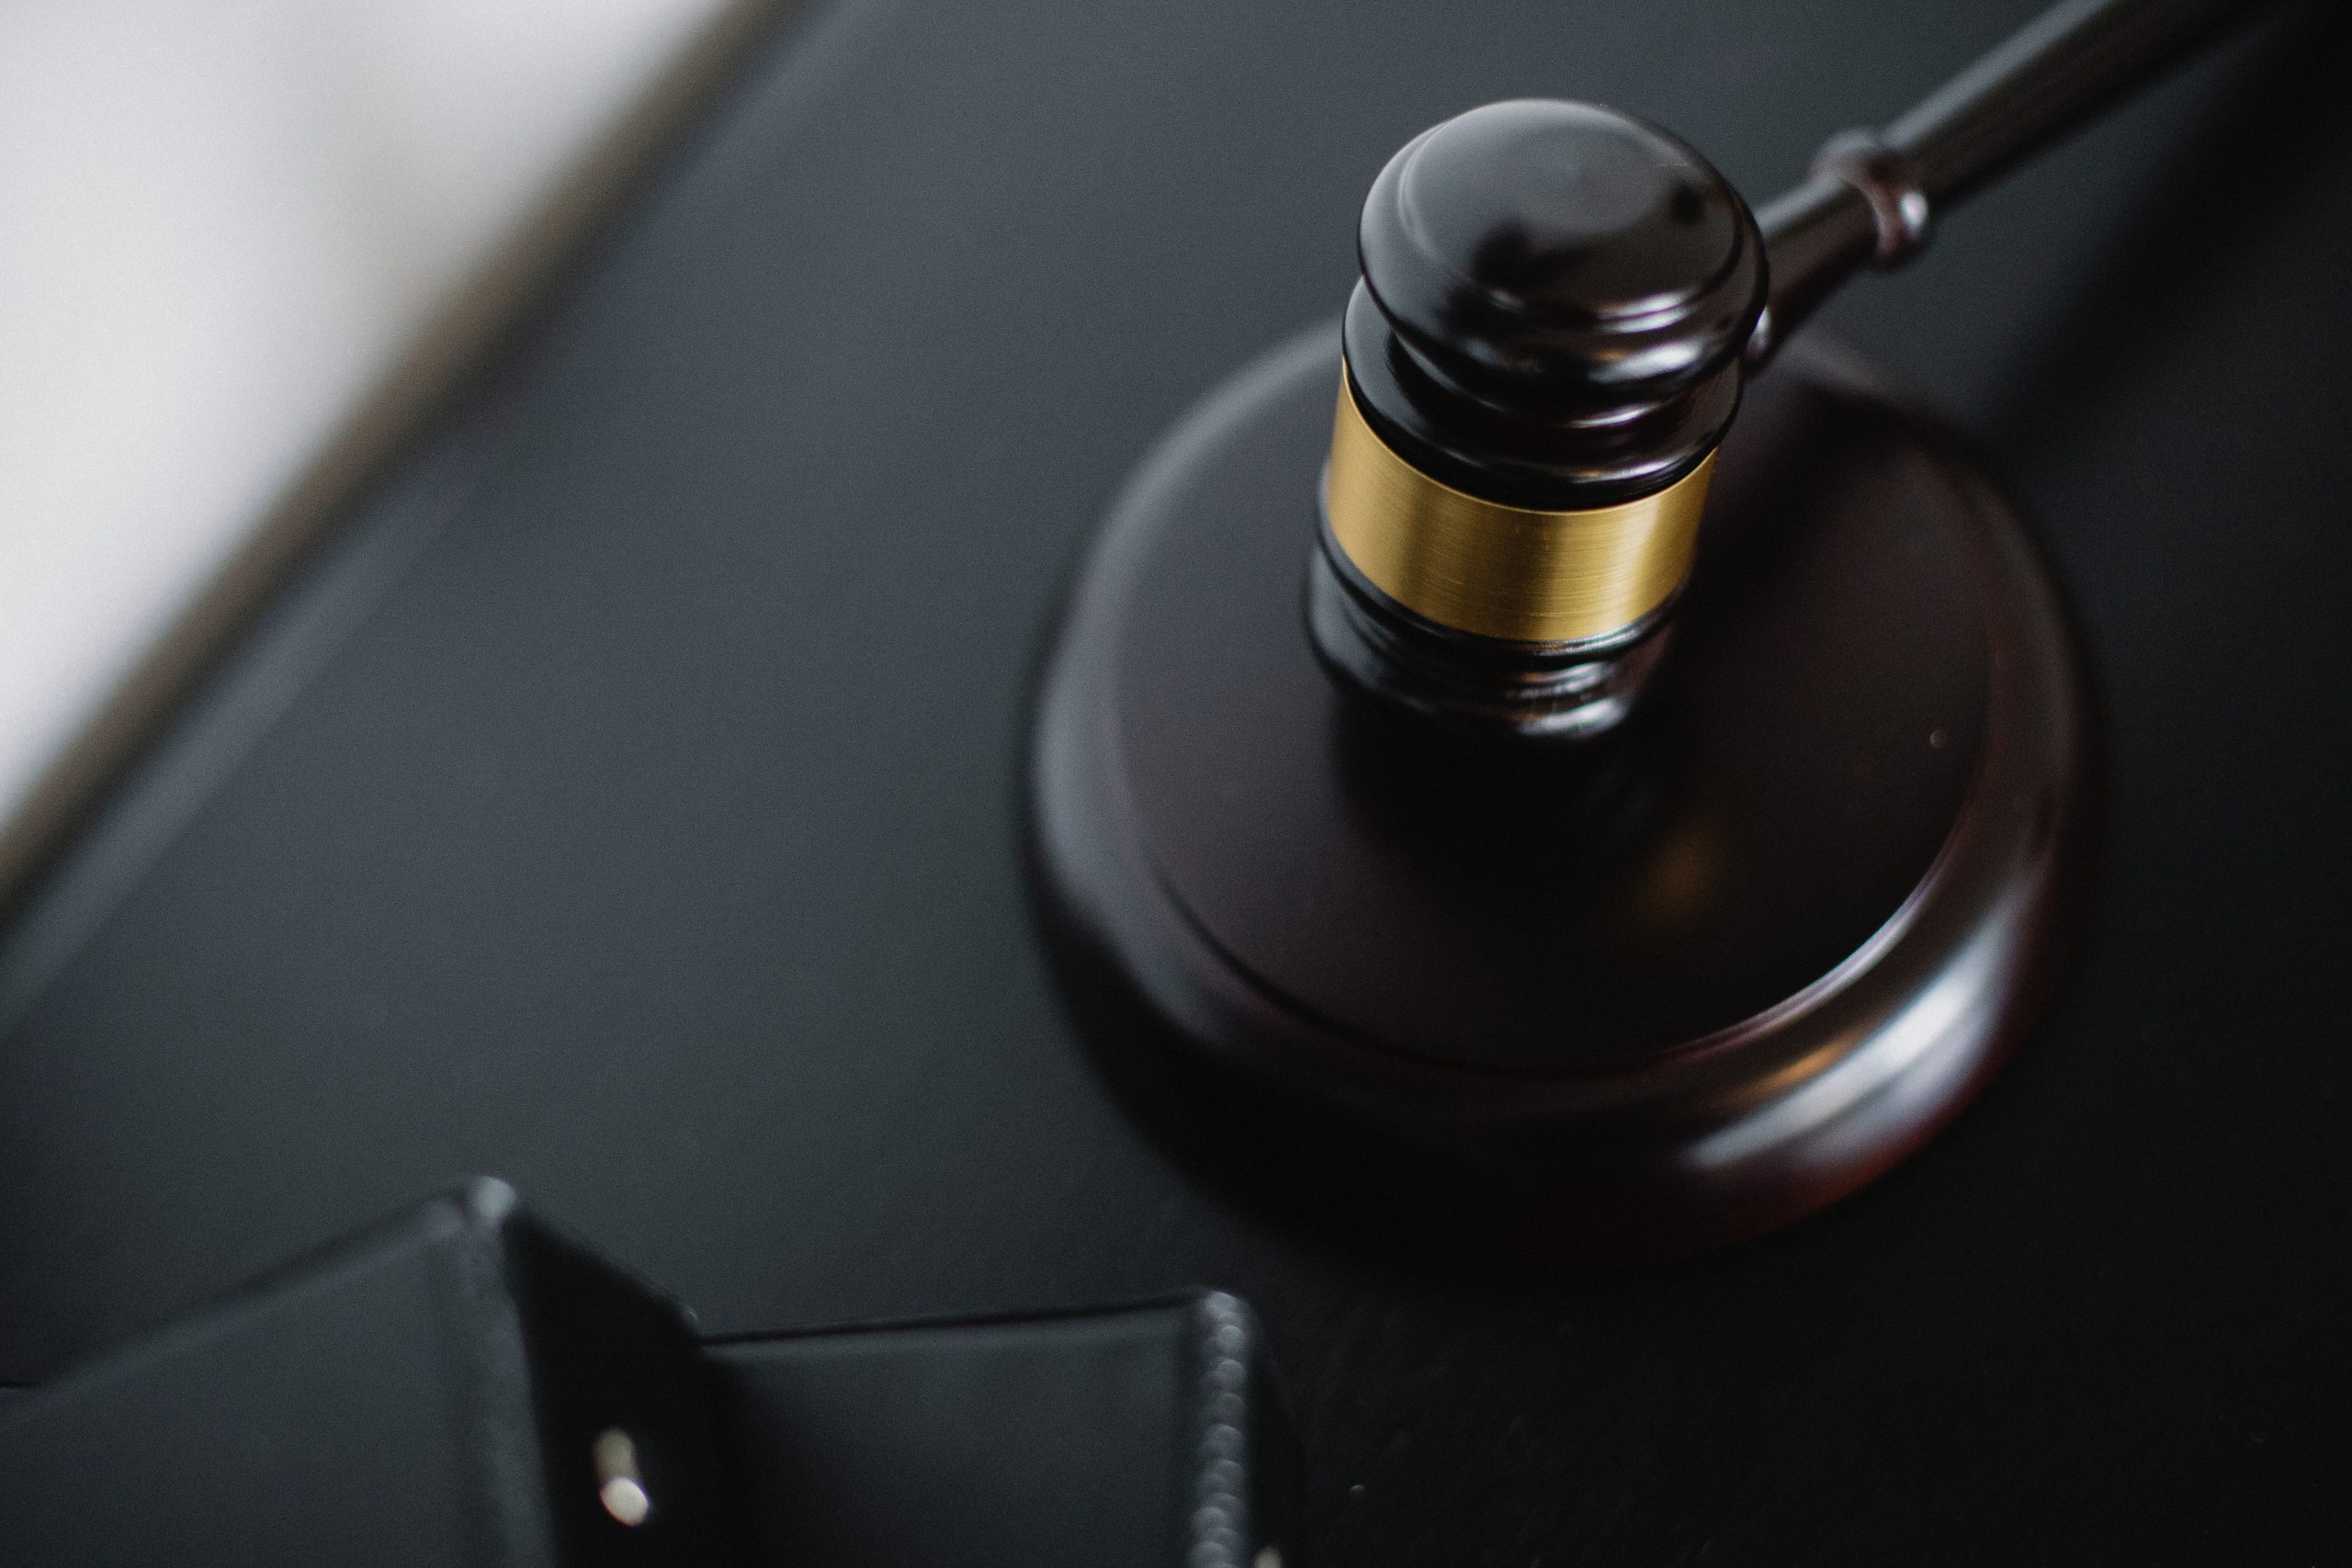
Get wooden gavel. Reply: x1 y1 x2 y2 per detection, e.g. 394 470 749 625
1312 0 2255 738
1029 0 2271 1258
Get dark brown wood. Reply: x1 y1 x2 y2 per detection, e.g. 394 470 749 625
1344 100 1764 511
1323 0 2264 739
1756 0 2266 362
1028 330 2095 1261
1322 102 1767 739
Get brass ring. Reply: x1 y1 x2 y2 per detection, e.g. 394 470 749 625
1323 367 1714 645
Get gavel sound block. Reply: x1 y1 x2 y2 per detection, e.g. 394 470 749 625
1023 0 2261 1256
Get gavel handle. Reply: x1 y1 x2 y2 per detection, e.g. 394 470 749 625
1748 0 2267 367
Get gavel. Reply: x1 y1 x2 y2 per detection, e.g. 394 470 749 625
1030 0 2269 1258
1314 0 2252 738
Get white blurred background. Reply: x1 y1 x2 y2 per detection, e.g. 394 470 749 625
0 0 731 867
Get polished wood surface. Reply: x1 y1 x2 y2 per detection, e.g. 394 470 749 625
1032 333 2089 1258
1344 101 1760 510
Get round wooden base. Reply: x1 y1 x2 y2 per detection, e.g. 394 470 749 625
1027 326 2093 1262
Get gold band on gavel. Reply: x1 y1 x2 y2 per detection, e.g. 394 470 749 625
1323 367 1715 645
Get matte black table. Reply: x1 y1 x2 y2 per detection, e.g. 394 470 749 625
2 1 2346 1559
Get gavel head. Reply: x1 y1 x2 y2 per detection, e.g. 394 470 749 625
1311 100 1766 738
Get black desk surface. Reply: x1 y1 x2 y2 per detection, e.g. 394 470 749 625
4 1 2347 1560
